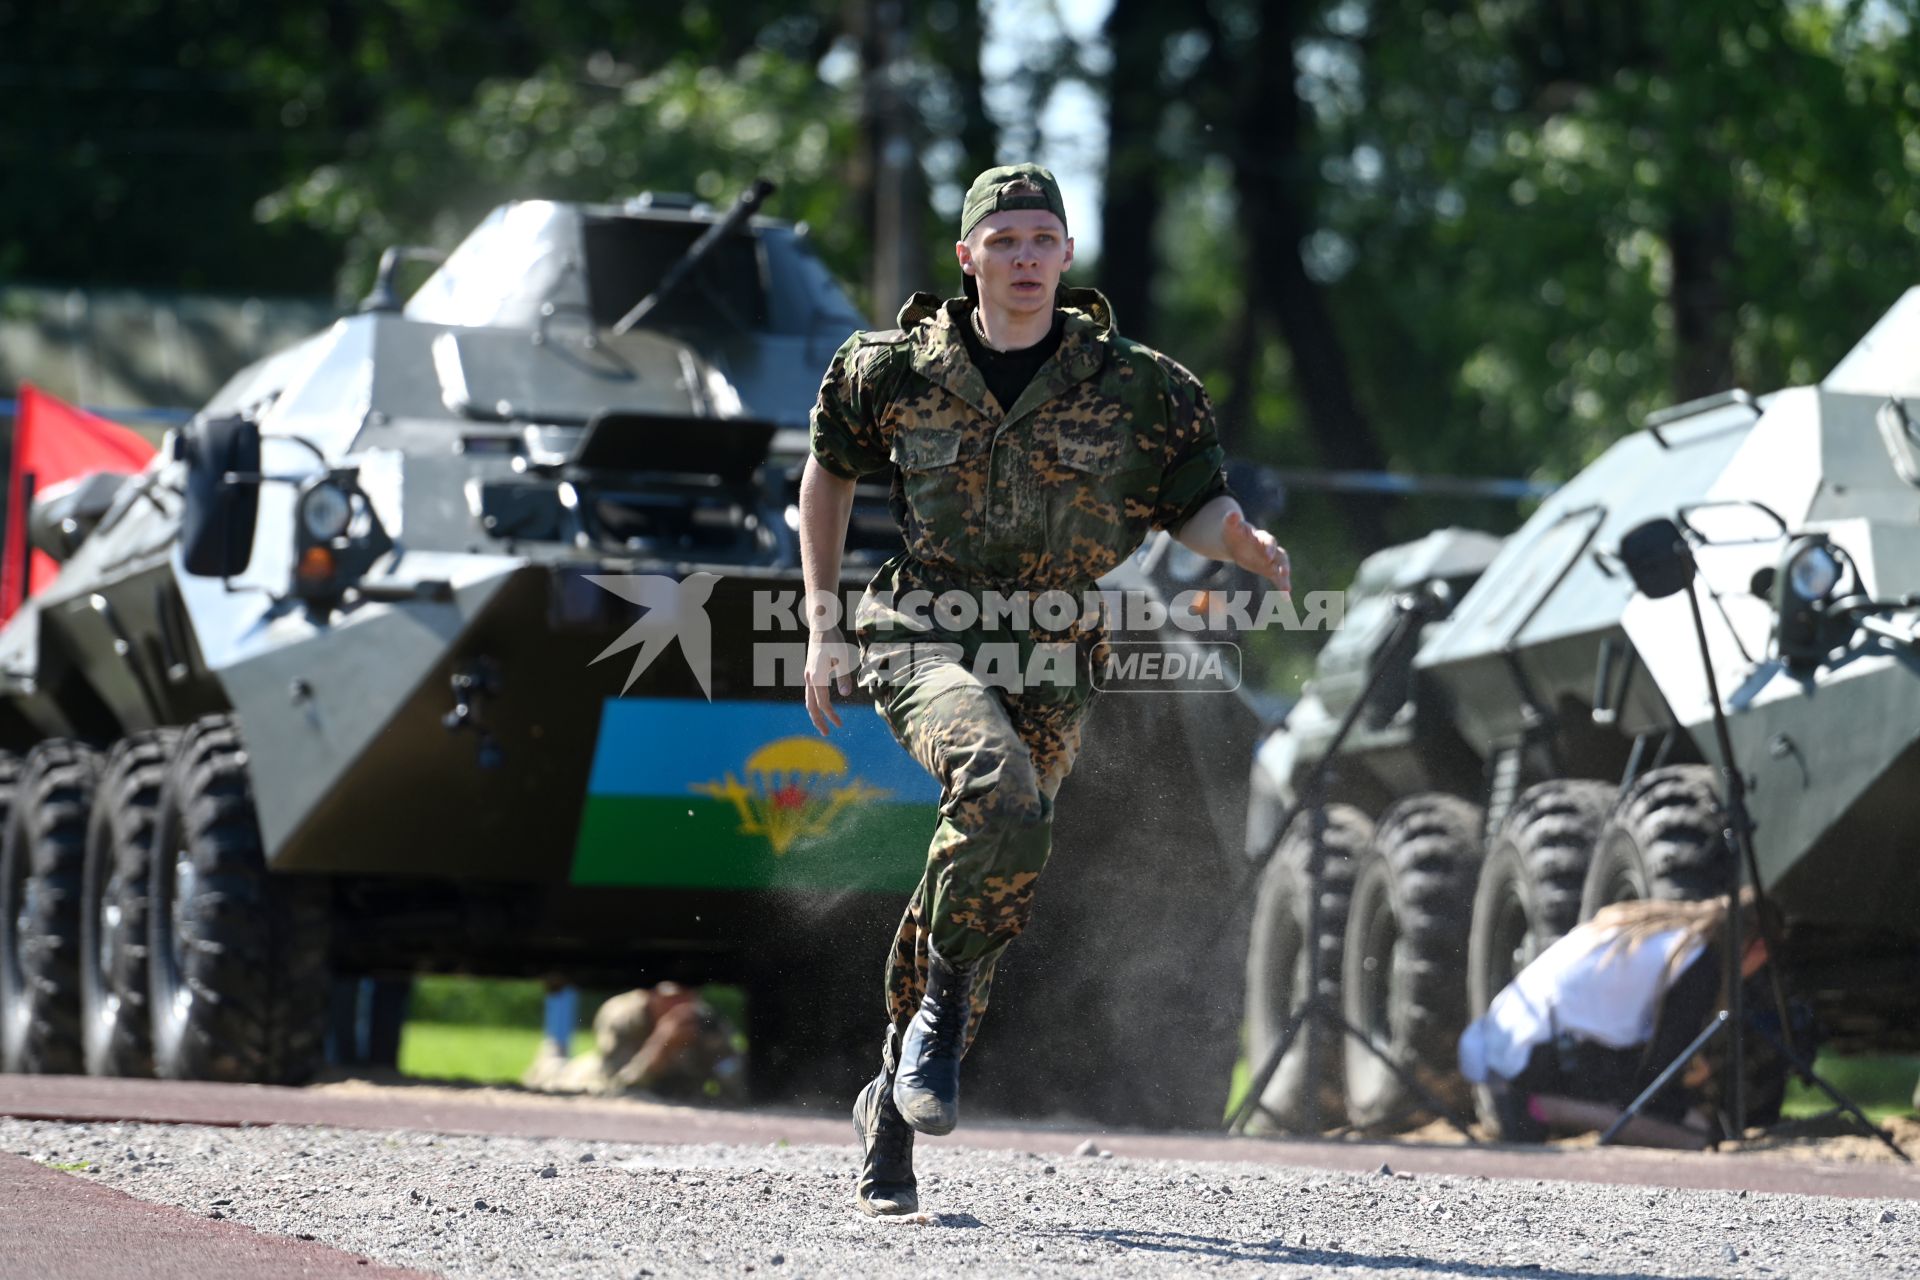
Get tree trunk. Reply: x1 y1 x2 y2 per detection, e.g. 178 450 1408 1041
1667 200 1736 403
940 0 997 184
1217 300 1261 462
1099 0 1172 345
1229 0 1390 547
854 0 930 320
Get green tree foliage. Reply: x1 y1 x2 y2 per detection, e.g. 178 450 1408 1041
13 0 1920 519
238 2 987 312
1090 0 1920 509
258 53 862 301
1286 1 1920 485
0 0 845 292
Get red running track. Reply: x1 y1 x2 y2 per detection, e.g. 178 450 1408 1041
0 1148 435 1280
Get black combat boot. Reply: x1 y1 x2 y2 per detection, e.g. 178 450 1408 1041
891 946 979 1136
852 1067 918 1216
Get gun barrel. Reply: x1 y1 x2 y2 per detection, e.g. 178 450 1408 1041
611 178 777 336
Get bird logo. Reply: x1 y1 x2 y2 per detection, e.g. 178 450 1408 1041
584 572 721 698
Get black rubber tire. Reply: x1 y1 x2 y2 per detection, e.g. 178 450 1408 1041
1578 765 1784 1132
148 716 331 1084
80 730 179 1077
1242 804 1372 1133
0 751 26 1070
1 742 99 1075
1467 779 1613 1139
1580 765 1733 917
1470 781 1614 1009
1341 794 1484 1132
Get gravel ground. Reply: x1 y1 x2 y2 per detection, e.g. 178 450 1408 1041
3 1117 1912 1279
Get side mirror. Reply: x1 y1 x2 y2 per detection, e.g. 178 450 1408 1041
178 416 261 577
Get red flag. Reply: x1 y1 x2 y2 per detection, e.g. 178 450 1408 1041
2 383 158 621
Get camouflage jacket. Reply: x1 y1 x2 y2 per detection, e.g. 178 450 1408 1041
809 288 1231 624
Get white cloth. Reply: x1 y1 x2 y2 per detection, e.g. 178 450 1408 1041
1458 922 1706 1085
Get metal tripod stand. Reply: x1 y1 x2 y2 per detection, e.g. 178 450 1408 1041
1227 589 1477 1140
1602 518 1909 1161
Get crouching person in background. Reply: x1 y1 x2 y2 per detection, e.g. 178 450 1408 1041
1460 892 1790 1147
525 984 745 1102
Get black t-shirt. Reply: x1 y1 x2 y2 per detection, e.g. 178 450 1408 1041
958 308 1064 415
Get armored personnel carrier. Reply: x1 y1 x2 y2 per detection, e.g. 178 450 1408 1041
1246 292 1920 1133
0 189 1262 1125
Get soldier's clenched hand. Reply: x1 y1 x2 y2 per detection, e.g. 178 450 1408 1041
805 626 856 735
1222 509 1291 593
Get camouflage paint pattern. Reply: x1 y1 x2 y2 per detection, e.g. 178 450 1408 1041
810 287 1230 1049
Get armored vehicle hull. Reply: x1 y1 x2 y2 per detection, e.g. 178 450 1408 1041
1246 293 1920 1133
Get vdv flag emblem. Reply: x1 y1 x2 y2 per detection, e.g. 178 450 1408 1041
691 737 889 855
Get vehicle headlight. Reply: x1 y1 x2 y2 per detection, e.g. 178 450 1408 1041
1785 542 1840 602
299 483 353 542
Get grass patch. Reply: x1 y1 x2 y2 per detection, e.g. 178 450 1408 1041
1224 1049 1251 1124
1219 1045 1918 1130
1782 1054 1918 1126
392 977 751 1086
407 976 553 1026
407 976 747 1028
398 1023 594 1085
41 1159 92 1173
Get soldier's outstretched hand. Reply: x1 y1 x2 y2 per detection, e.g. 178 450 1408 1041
1223 509 1291 593
805 627 856 735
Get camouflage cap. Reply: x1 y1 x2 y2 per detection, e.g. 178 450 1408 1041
959 163 1068 241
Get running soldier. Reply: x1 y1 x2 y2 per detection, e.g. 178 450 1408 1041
798 163 1289 1215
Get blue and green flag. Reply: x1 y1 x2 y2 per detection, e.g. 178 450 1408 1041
570 698 937 892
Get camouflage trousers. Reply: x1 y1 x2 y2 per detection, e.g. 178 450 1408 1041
862 638 1095 1057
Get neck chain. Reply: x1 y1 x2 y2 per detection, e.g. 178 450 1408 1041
970 306 1005 352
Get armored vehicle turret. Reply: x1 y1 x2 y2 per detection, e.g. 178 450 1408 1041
1245 293 1920 1134
0 190 1263 1125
